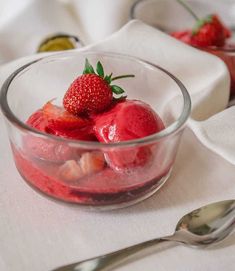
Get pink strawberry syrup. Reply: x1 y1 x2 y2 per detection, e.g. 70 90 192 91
12 144 173 206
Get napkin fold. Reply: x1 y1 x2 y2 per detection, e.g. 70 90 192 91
71 0 136 44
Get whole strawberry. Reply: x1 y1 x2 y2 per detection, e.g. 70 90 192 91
63 59 134 115
190 14 231 47
172 1 231 47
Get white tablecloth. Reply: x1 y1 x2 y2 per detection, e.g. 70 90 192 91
1 1 235 271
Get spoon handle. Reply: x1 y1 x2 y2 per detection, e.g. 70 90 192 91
53 236 175 271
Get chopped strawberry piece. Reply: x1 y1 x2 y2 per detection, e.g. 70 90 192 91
42 101 96 141
171 30 192 45
59 160 84 182
26 109 48 132
46 126 96 141
25 105 96 162
26 110 78 162
79 151 105 175
43 101 92 131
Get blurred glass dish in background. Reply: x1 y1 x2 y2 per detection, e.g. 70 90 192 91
130 0 235 98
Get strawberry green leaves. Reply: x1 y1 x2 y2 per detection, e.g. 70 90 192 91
96 61 104 78
104 73 113 84
175 1 229 47
111 85 125 95
192 15 212 35
82 58 135 99
83 58 95 74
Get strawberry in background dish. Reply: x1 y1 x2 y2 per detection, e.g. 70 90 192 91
171 14 231 47
171 0 235 97
171 0 231 47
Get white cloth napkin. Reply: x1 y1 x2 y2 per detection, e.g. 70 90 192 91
71 0 137 44
1 1 235 271
0 0 136 64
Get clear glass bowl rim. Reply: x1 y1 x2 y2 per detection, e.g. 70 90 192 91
0 50 191 149
130 0 235 53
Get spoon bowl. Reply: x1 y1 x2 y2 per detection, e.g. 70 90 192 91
52 200 235 271
174 200 235 247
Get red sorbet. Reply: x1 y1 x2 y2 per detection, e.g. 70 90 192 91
93 99 165 142
93 100 165 170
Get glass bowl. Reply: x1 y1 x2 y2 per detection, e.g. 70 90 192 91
0 51 191 210
130 0 235 97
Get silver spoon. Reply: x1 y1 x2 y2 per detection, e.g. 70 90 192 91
52 199 235 271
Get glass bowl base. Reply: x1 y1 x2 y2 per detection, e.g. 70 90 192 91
17 165 172 211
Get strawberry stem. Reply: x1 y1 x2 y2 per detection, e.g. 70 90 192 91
112 74 135 81
176 0 199 21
